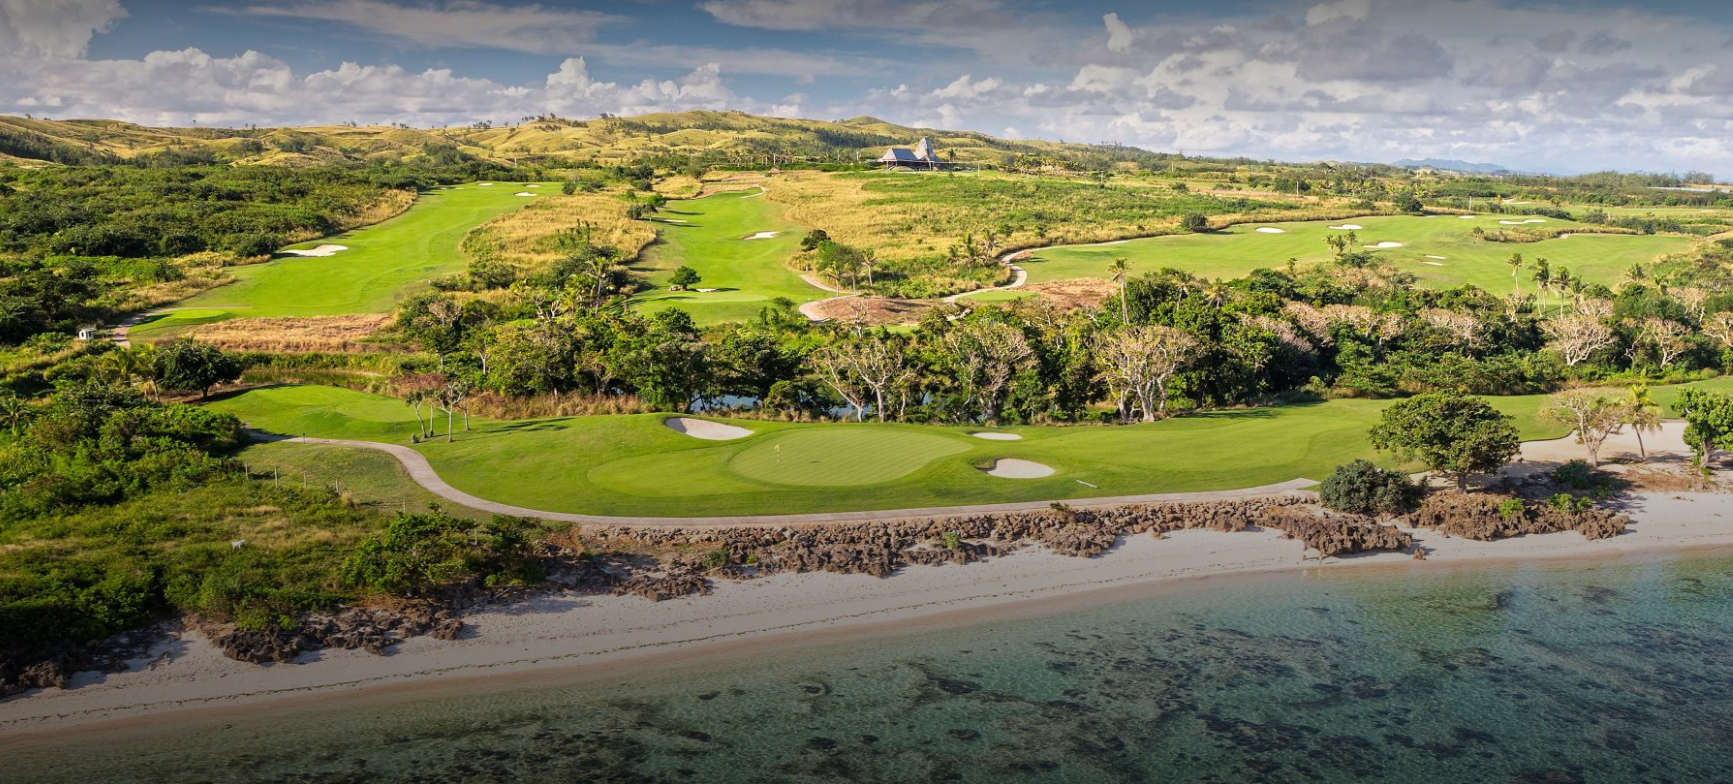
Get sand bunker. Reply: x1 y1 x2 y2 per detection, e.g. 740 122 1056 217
1370 242 1405 249
744 232 781 240
280 244 348 257
1425 255 1448 260
528 184 541 188
664 417 752 441
971 432 1024 441
1256 227 1286 234
1328 224 1364 231
1459 215 1477 219
1499 219 1547 225
661 218 690 224
1423 262 1445 267
984 459 1055 479
515 192 536 197
478 182 495 187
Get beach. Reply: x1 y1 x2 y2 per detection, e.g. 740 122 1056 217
6 484 1733 745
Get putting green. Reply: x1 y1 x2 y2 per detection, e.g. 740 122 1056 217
131 184 546 337
630 188 830 325
206 378 1733 517
729 429 974 487
1024 214 1696 296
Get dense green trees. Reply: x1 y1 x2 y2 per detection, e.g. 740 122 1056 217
1370 391 1520 492
153 339 243 399
341 512 540 595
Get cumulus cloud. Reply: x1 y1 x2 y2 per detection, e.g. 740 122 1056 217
699 0 1008 32
1104 12 1132 52
0 0 125 59
1578 30 1632 55
228 0 621 54
1304 0 1370 26
1534 30 1575 53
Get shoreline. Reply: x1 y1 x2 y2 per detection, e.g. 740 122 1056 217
5 490 1733 747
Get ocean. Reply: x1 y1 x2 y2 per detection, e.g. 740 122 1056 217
9 550 1733 783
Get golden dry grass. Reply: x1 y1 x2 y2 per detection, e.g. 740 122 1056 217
763 171 1374 263
188 314 392 352
464 191 656 271
653 174 705 198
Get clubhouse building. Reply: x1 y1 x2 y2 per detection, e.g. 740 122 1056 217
878 137 952 169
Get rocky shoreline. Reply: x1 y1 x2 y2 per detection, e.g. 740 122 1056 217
2 492 1633 682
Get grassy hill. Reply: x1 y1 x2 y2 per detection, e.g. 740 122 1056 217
0 110 1185 170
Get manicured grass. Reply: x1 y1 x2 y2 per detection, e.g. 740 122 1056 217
1023 214 1696 295
131 185 546 337
209 379 1733 518
629 188 828 325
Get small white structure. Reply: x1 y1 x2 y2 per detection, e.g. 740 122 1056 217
77 326 98 341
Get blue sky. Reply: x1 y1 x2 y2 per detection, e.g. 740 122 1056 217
3 0 1732 175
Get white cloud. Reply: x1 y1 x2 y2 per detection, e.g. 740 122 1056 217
1104 12 1133 52
931 74 1003 100
1305 0 1370 26
699 0 1006 32
229 0 621 54
0 0 125 59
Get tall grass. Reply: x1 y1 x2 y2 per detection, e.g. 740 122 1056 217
463 191 656 271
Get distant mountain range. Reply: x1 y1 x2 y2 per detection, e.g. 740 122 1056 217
1393 158 1518 175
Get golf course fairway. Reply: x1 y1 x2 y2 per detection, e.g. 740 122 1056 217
630 188 829 325
131 184 546 336
1023 214 1695 295
211 379 1732 518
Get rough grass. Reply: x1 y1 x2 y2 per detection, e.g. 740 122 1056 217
237 441 492 522
204 378 1733 518
188 314 392 353
1024 214 1698 294
462 189 655 276
629 188 829 325
130 185 544 337
764 170 1364 263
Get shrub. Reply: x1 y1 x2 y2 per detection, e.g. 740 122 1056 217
1497 498 1526 521
1552 460 1594 489
1181 213 1210 233
1319 459 1420 516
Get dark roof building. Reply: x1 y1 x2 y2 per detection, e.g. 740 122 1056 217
877 136 949 168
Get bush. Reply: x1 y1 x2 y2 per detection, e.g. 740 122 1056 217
1552 460 1594 489
1181 213 1210 233
1319 459 1420 516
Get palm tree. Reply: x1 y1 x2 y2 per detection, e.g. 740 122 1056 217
1506 253 1524 298
1622 263 1647 290
1202 280 1230 308
1621 384 1663 462
0 391 27 434
1531 257 1552 312
1108 257 1131 323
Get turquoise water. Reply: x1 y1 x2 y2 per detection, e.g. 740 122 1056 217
9 552 1733 783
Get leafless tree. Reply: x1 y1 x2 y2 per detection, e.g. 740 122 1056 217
1095 325 1200 422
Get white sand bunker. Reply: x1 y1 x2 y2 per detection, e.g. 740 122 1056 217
664 417 752 441
478 182 495 187
1370 242 1405 249
984 459 1055 479
1459 215 1477 219
528 184 541 188
515 192 536 197
1256 227 1286 234
280 244 348 257
744 232 781 240
1425 255 1448 260
1328 224 1364 230
694 288 721 293
1499 219 1547 225
971 432 1023 441
1423 262 1445 267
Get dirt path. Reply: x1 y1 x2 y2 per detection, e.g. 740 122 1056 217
944 250 1029 304
797 273 859 322
108 307 237 348
258 432 1314 527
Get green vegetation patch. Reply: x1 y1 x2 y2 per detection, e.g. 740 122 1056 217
133 185 545 336
729 428 975 487
206 381 1733 517
629 189 828 325
1025 214 1696 295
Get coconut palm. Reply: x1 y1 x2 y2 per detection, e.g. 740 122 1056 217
0 391 27 434
1506 253 1524 298
1621 384 1663 462
1107 256 1131 323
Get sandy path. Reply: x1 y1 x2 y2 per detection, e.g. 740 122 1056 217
6 490 1733 738
108 306 247 348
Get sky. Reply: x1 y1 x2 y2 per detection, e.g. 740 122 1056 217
2 0 1731 176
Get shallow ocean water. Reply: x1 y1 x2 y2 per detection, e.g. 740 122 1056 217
9 551 1733 783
